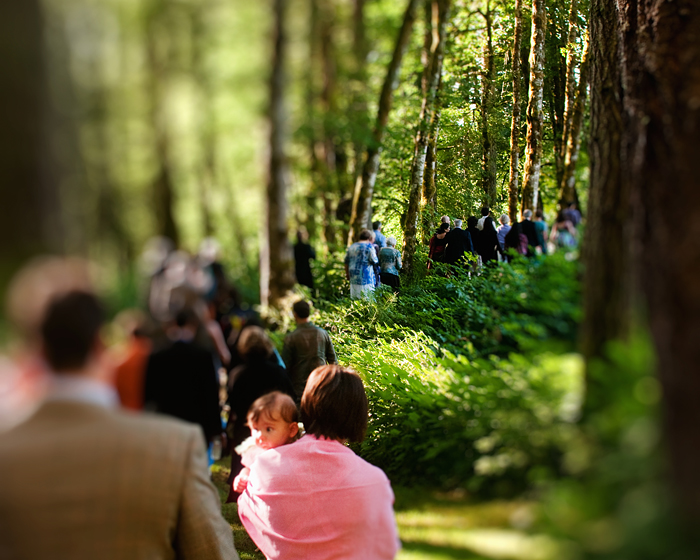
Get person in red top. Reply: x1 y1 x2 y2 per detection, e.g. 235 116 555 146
112 312 152 411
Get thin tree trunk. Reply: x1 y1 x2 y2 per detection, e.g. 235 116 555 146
348 0 422 245
261 0 295 307
558 32 590 206
519 0 546 216
402 0 449 274
615 0 700 525
582 0 630 412
480 1 497 207
559 0 579 173
145 10 179 246
0 0 63 288
351 0 369 192
507 0 523 225
421 100 442 242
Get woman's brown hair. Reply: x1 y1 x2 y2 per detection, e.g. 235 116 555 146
237 326 274 360
300 365 368 443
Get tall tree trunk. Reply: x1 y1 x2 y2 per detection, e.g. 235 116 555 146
557 33 590 206
519 0 546 216
581 0 630 412
351 0 370 192
480 1 497 207
261 0 295 307
421 99 442 242
0 0 63 289
507 0 523 225
402 0 449 274
145 8 179 247
348 0 422 245
615 0 700 525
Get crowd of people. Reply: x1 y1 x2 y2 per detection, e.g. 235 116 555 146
0 250 399 559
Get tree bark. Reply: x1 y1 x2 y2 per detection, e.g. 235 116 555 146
557 33 590 206
581 0 631 411
402 0 449 274
261 0 295 307
351 0 370 192
348 0 422 245
615 0 700 524
559 0 579 172
480 1 497 207
507 0 523 225
421 99 442 243
0 0 63 289
519 0 546 216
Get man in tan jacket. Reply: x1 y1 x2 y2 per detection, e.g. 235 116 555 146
0 275 238 560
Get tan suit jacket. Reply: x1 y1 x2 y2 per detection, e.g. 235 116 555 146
0 400 238 560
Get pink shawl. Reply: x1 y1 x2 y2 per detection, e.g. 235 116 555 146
238 434 400 559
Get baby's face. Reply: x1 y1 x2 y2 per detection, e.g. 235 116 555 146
250 414 298 450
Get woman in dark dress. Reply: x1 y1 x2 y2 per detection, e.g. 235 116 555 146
225 326 295 501
467 216 482 262
427 223 450 269
294 229 316 289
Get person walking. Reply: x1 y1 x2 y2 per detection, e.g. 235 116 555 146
444 219 475 266
282 300 337 399
345 229 379 299
378 237 402 290
428 223 450 269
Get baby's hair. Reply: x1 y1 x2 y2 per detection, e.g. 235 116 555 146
247 391 299 425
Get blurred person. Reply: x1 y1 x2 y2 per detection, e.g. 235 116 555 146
378 237 402 290
427 222 450 269
282 300 337 400
344 229 378 299
534 210 549 255
373 220 387 248
440 215 450 226
225 326 295 502
444 219 475 266
518 209 541 256
232 391 300 494
238 365 400 560
562 201 582 228
143 308 223 448
294 228 316 289
550 211 578 250
476 207 499 264
466 216 482 263
496 214 512 251
111 309 152 411
0 280 238 559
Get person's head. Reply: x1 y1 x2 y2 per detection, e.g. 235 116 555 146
523 209 533 220
292 300 311 321
301 365 368 443
358 229 373 242
556 211 568 223
40 291 105 374
453 219 463 229
386 236 397 248
440 215 450 225
247 391 300 450
481 206 490 217
237 326 274 360
499 214 510 226
467 216 478 229
296 227 309 244
535 210 544 220
372 221 382 231
437 222 450 234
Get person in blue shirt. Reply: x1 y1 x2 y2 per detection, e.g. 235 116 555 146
345 229 379 299
372 221 386 248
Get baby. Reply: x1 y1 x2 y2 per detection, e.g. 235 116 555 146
233 391 300 493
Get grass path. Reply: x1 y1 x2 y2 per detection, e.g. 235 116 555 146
211 462 558 560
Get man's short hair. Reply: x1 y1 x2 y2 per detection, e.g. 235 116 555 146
453 219 463 229
237 326 274 359
523 209 533 219
440 215 450 224
41 291 104 372
358 229 373 241
372 221 381 230
301 365 368 443
292 300 311 319
499 214 510 225
481 206 490 217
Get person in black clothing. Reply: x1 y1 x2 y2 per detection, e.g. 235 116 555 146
444 219 474 266
225 326 295 501
519 209 541 256
294 229 316 289
477 207 499 264
144 309 222 447
466 216 482 260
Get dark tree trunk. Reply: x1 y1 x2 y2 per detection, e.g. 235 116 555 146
519 0 546 215
0 0 63 288
402 0 449 274
421 99 442 243
351 0 370 193
348 0 422 245
507 0 523 225
480 1 497 207
615 0 700 525
261 0 295 307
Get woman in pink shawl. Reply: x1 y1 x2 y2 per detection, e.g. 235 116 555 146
237 365 400 559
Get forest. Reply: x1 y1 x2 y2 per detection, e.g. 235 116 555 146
2 0 700 559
